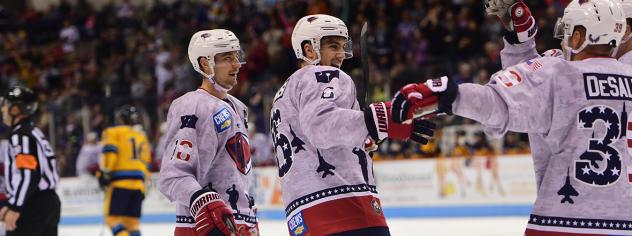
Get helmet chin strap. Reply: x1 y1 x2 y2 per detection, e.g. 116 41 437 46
210 76 232 93
196 60 233 93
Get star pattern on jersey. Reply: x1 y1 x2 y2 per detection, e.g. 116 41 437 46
284 184 378 216
529 214 632 231
610 166 620 176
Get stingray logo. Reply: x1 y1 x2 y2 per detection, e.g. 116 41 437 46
201 33 211 38
588 34 607 43
307 16 318 23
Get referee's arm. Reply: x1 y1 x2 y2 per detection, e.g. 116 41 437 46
7 134 41 213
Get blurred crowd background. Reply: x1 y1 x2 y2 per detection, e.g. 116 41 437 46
0 0 565 177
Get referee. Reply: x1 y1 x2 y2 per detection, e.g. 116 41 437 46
0 86 60 236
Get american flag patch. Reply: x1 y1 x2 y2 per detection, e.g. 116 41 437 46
524 59 543 71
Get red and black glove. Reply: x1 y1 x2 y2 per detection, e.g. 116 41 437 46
391 76 458 123
364 101 436 144
503 0 537 44
190 190 236 236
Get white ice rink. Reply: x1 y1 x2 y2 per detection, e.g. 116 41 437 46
59 217 528 236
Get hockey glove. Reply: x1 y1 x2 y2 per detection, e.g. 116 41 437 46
190 190 236 236
96 170 111 190
503 1 537 44
364 101 437 144
391 76 458 123
485 0 536 44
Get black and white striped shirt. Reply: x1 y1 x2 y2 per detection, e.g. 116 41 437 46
3 121 59 211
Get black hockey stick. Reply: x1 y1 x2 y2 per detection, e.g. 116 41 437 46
358 22 369 109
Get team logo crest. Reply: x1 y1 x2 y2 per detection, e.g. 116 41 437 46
371 198 383 215
492 69 523 88
174 140 193 161
213 108 232 133
226 133 252 175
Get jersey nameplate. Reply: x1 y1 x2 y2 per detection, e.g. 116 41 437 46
584 73 632 101
213 108 232 133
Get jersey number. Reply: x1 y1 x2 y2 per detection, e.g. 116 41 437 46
576 105 623 186
129 138 144 160
271 109 293 178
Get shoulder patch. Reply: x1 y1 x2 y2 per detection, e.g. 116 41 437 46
315 70 339 83
175 139 193 161
522 59 543 72
492 69 524 88
321 86 335 99
180 115 198 129
213 108 232 133
288 211 309 236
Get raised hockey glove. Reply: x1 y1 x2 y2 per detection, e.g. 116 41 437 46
504 1 537 44
190 190 236 236
391 76 458 123
485 0 537 44
364 101 437 144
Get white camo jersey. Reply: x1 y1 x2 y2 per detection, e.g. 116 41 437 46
454 55 632 235
620 50 632 64
158 89 257 229
270 65 387 235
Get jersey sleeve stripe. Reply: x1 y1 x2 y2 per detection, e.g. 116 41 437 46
16 169 30 206
102 144 118 154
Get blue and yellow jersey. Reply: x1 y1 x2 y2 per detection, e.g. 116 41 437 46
101 125 151 192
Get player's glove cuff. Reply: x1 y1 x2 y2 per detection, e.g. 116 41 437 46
364 102 390 142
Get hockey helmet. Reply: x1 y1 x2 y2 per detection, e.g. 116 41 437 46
554 0 626 57
291 14 353 65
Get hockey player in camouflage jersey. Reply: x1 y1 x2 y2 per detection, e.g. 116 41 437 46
393 0 632 235
158 29 258 236
270 14 437 236
485 0 632 64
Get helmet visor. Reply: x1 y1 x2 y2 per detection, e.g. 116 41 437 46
343 38 353 59
214 49 246 66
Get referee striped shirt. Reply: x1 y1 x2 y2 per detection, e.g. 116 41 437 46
3 121 59 211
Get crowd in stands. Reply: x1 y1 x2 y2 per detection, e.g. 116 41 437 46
0 0 559 176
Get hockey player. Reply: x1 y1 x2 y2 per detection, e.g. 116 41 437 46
270 14 437 236
98 105 151 236
485 0 632 64
391 0 632 235
158 29 258 236
614 0 632 62
0 86 60 236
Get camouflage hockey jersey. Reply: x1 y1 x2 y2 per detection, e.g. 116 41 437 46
620 50 632 65
500 38 565 188
454 56 632 235
270 65 387 236
158 89 257 231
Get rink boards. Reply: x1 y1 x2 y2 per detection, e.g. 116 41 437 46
58 155 537 225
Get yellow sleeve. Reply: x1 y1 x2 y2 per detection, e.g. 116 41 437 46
100 128 118 172
141 134 151 176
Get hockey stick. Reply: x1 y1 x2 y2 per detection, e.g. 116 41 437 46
358 22 369 108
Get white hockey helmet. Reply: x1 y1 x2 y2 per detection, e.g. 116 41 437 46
554 0 626 58
621 0 632 18
187 29 245 80
291 14 353 65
